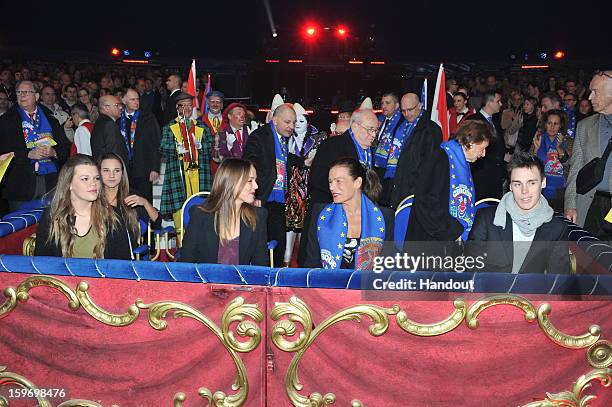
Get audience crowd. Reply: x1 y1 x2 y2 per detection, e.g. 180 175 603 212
0 60 610 273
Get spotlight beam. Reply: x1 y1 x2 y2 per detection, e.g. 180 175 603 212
263 0 277 37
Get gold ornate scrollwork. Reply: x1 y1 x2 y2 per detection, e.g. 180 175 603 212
520 368 612 407
0 365 52 407
588 341 612 369
136 296 262 406
0 287 17 319
75 281 140 326
1 275 261 406
465 294 536 329
396 298 466 336
537 303 601 349
56 400 104 407
15 275 80 310
271 296 398 407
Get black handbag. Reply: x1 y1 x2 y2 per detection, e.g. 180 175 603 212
576 136 612 195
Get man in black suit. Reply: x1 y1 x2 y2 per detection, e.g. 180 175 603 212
466 152 569 274
0 80 71 211
120 88 161 202
465 90 506 200
243 103 296 266
390 93 443 209
91 95 128 164
163 74 182 126
297 108 379 265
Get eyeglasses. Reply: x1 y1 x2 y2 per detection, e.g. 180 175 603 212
15 90 36 96
595 70 612 79
104 103 122 108
357 122 378 135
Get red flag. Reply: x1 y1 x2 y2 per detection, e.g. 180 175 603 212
186 59 198 109
431 63 449 141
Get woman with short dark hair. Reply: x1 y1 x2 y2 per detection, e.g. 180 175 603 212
304 157 393 270
405 120 492 247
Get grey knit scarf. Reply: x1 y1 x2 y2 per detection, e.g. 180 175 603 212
493 192 553 236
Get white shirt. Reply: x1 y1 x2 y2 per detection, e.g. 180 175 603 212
74 119 92 156
511 221 535 274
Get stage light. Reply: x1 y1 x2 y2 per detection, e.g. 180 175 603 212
265 59 280 63
336 26 348 38
272 32 278 38
521 65 549 70
348 60 364 64
144 51 152 58
306 27 316 36
540 52 547 59
111 48 120 56
123 50 130 56
288 59 303 63
554 50 565 59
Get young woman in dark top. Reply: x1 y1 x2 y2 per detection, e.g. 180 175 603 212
180 158 269 265
304 157 394 270
99 153 161 235
34 154 133 259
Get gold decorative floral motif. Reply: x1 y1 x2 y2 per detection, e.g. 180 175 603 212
76 281 140 326
0 287 17 319
271 296 398 407
0 275 262 406
136 296 262 406
588 341 612 369
396 298 466 336
537 303 601 349
520 368 612 407
465 294 537 329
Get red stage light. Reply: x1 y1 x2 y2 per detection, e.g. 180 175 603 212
337 26 348 37
111 48 120 56
306 27 316 36
553 50 565 59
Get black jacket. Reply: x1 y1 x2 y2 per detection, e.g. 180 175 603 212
242 124 280 202
180 205 269 265
465 112 506 200
0 105 71 201
163 89 180 126
129 109 161 178
308 131 360 204
465 206 569 273
404 147 464 242
34 206 135 260
390 118 442 209
303 202 395 268
91 113 129 164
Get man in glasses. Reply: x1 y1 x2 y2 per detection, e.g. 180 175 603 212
0 80 70 211
389 92 443 209
565 70 612 239
91 95 128 164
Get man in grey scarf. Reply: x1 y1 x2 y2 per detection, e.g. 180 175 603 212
466 152 569 274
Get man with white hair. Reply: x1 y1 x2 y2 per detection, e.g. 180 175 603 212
0 81 70 210
243 103 297 265
565 70 612 239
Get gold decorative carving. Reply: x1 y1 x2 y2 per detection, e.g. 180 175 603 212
136 296 262 406
75 281 140 326
520 368 612 407
1 275 262 406
537 303 601 349
396 298 466 336
22 233 36 256
0 365 52 407
15 275 80 310
465 294 536 329
0 287 17 319
271 296 398 407
588 341 612 369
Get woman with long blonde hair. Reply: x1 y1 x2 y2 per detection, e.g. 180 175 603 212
180 158 269 265
34 154 133 259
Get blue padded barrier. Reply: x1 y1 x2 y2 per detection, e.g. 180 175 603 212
1 255 611 296
0 208 44 237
